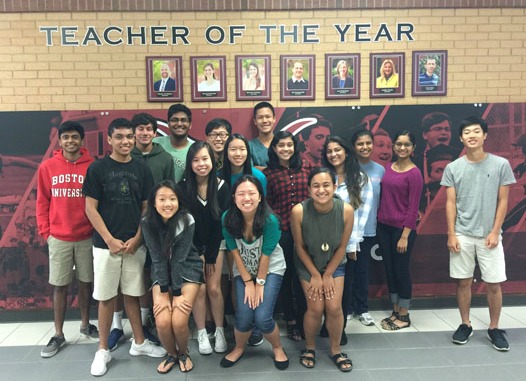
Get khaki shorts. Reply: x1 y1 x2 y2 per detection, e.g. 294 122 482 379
450 234 507 283
92 245 146 301
48 236 93 286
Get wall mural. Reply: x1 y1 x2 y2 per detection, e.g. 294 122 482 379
1 102 525 310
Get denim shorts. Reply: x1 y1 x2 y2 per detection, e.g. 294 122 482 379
331 263 346 278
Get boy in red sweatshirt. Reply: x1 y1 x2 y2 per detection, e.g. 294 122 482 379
37 121 98 358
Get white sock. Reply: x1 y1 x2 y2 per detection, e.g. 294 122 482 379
198 328 208 337
111 311 123 331
141 308 150 326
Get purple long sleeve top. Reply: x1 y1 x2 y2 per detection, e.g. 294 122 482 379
377 164 423 230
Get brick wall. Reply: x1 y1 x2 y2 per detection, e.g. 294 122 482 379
0 8 524 111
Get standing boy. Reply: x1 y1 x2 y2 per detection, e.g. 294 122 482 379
37 121 98 358
249 102 276 170
84 118 165 377
441 116 515 351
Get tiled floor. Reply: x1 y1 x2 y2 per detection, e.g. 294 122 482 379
1 306 525 380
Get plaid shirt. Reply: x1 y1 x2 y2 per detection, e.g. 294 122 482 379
264 166 310 232
336 173 373 252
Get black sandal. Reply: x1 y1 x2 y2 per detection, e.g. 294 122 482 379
178 353 194 373
330 352 353 372
157 354 177 374
381 311 400 325
287 323 302 341
382 313 411 331
299 349 316 369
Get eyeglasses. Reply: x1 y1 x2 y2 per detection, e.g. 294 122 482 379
394 142 413 148
208 132 229 140
169 117 190 124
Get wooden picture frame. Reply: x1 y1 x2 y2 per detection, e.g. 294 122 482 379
412 50 448 96
146 56 183 102
370 52 405 98
190 56 227 102
280 55 315 101
325 53 360 99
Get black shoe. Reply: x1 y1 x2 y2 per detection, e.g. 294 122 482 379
143 325 161 346
247 332 263 346
220 352 244 368
340 331 348 346
274 350 289 370
487 328 510 351
452 324 473 345
319 323 328 338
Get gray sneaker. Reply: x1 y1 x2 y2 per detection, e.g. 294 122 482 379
80 323 99 341
41 335 66 358
452 324 473 345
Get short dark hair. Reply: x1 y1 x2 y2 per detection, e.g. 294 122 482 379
350 128 373 146
205 118 232 136
58 121 85 140
308 167 336 186
168 104 192 122
253 102 275 118
131 113 158 132
458 116 488 136
421 112 450 132
300 114 332 140
108 118 133 137
393 130 416 146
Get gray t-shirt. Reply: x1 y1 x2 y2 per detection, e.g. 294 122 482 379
441 153 516 238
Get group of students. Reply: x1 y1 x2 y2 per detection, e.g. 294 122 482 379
36 102 514 377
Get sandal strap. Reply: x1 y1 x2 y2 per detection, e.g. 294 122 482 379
398 314 411 323
301 349 315 355
382 319 401 331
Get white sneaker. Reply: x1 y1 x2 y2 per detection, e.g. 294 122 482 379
90 349 111 377
198 329 213 355
129 339 166 358
214 327 227 353
358 312 375 326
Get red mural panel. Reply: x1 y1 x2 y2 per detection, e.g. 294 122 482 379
0 102 524 310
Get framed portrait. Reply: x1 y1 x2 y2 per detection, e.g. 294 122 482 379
280 55 315 101
370 52 405 98
146 56 183 102
235 55 271 101
325 53 360 100
412 50 448 96
190 56 227 102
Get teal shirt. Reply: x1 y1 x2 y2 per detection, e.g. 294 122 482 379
152 136 193 182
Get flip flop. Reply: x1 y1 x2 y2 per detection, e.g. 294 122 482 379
157 354 177 374
178 353 194 373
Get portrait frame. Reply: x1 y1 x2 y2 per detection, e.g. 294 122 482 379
146 56 183 102
370 52 405 99
412 50 448 96
235 55 271 101
325 53 360 100
190 56 227 102
280 55 315 101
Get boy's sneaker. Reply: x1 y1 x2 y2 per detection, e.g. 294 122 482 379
487 328 510 351
214 327 228 353
452 324 473 345
358 313 375 326
80 323 100 341
108 328 124 351
90 349 111 376
41 335 66 358
247 331 264 346
129 338 166 357
142 325 161 346
198 329 213 355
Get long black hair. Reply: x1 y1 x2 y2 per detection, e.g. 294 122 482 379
182 141 221 221
322 135 367 209
224 175 273 239
221 133 252 187
143 180 189 257
267 130 303 171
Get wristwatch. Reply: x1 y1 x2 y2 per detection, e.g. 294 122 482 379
256 277 266 286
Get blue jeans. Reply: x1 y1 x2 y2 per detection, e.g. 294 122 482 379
234 273 283 334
